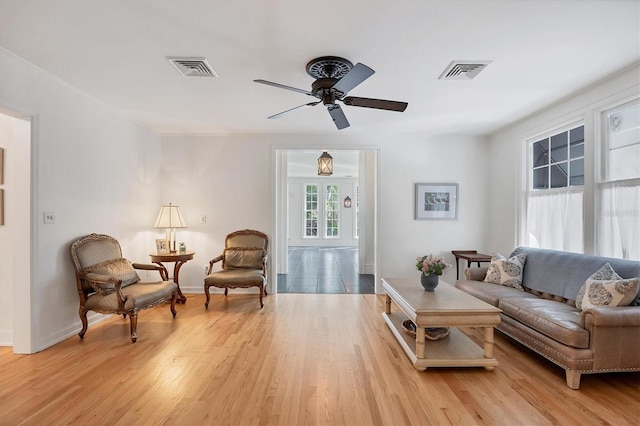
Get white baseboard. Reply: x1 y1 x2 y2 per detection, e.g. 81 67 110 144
0 329 13 346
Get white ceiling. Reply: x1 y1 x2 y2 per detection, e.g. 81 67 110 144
1 1 638 135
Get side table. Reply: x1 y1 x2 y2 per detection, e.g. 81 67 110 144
149 251 194 303
451 250 492 280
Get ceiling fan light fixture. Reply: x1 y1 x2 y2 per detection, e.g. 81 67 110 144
318 151 333 176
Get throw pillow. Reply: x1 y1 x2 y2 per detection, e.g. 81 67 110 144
224 247 265 269
483 252 526 289
575 263 639 310
83 258 140 295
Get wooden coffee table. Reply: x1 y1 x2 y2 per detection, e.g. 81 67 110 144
382 277 501 371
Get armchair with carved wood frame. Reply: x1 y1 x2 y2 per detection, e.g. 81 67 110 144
204 229 268 308
70 233 178 343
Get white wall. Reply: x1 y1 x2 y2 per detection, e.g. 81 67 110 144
487 64 640 255
0 49 163 353
160 133 490 290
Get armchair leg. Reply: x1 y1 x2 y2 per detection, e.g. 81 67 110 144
78 307 89 339
204 284 210 308
170 292 177 318
129 312 138 343
224 288 228 296
259 285 264 309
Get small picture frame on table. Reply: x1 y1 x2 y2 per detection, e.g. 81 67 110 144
415 183 458 220
155 239 169 255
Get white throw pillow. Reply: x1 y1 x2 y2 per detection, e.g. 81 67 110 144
575 263 639 310
483 252 526 289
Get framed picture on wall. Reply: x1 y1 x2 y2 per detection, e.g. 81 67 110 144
415 183 458 220
155 239 169 255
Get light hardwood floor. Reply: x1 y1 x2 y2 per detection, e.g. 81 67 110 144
1 293 638 425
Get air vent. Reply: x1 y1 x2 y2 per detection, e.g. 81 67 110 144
167 57 218 77
438 61 491 80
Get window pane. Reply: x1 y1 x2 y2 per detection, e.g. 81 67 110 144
607 102 640 181
305 185 319 238
550 163 567 188
570 143 584 159
533 140 549 167
550 132 568 163
570 126 584 145
570 159 584 186
533 167 548 189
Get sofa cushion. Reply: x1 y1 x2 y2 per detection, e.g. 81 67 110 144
83 258 139 295
484 252 526 289
576 277 640 310
224 247 265 269
499 297 589 349
205 268 266 286
455 280 538 307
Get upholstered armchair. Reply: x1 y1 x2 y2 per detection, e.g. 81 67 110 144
204 229 268 308
70 233 178 343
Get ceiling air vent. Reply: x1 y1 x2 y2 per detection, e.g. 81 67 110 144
167 57 218 77
438 60 491 80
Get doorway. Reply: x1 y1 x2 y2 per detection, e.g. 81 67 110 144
273 148 378 294
0 111 33 353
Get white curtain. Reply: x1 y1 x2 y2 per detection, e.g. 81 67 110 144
597 181 640 260
526 190 584 253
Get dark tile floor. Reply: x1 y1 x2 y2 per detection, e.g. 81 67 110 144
277 246 375 294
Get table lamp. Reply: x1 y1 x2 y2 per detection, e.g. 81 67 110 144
153 203 187 253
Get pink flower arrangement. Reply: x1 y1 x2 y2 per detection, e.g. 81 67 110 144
416 254 451 276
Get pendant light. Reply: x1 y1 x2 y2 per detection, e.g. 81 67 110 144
317 151 333 176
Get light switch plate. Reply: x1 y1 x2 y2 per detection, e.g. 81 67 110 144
44 211 55 224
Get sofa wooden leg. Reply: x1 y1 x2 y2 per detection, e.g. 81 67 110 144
566 370 581 389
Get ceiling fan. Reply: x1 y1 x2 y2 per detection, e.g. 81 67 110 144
254 56 408 130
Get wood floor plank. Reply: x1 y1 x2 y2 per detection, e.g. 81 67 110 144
1 293 638 425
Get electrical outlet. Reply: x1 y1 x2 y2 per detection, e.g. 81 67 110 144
204 264 209 276
200 215 207 224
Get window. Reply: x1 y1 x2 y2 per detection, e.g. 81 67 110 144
325 185 339 237
597 100 640 259
532 126 584 189
304 184 318 237
525 125 585 253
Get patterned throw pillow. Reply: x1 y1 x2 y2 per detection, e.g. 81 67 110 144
83 258 140 295
483 252 526 289
575 263 639 310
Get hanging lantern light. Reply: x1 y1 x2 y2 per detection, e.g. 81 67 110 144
317 151 333 176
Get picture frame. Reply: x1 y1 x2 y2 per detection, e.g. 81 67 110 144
415 183 458 220
155 238 169 254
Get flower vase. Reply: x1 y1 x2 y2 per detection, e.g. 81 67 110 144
420 273 439 291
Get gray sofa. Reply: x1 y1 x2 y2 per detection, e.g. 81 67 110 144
455 247 640 389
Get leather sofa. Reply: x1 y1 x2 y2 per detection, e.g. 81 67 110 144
455 247 640 389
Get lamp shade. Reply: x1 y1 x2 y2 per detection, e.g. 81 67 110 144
153 203 187 229
318 151 333 176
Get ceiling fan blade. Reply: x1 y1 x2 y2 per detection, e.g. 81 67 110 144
267 101 320 119
342 96 408 112
327 104 350 130
253 79 313 96
331 63 375 95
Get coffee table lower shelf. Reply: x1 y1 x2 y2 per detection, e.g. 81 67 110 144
382 311 499 371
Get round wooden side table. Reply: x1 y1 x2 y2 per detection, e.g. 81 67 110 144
149 251 194 303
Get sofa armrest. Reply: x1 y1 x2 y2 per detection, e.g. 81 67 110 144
581 306 640 370
464 267 488 281
581 306 640 328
